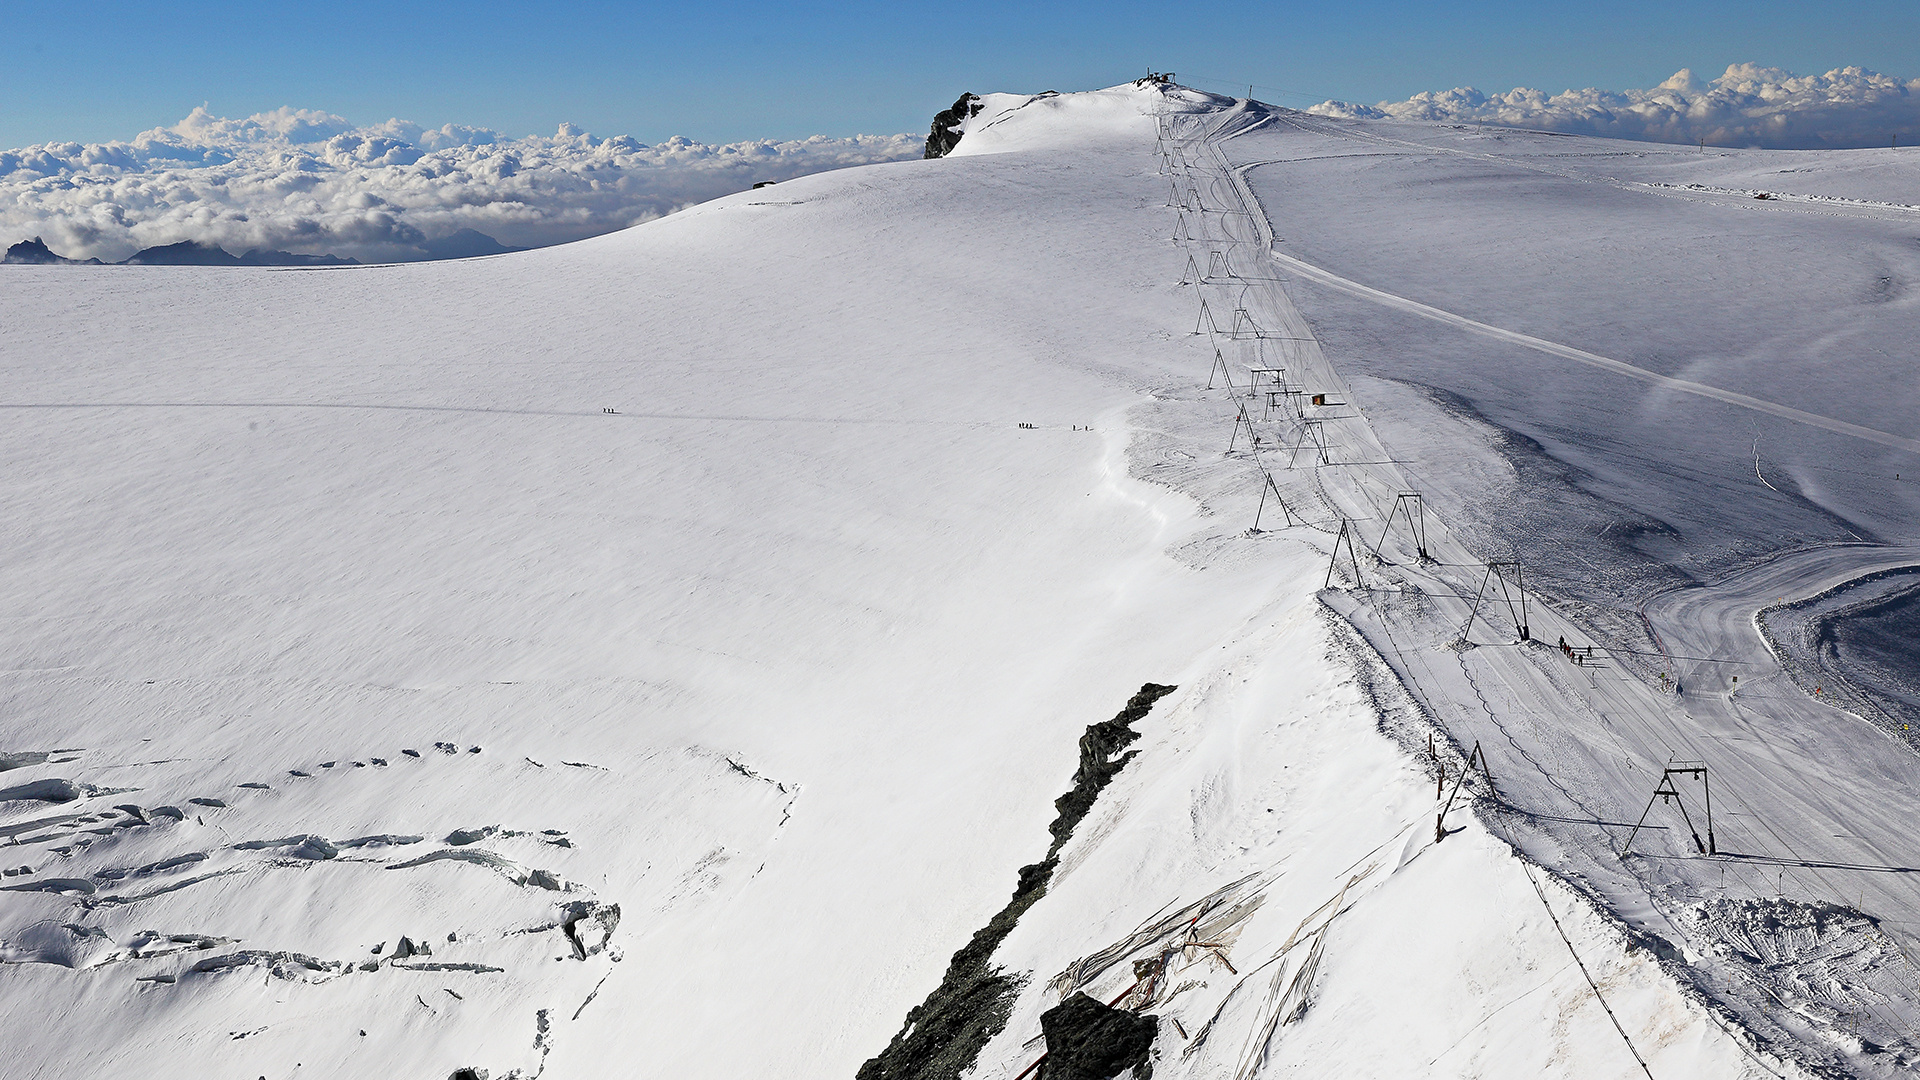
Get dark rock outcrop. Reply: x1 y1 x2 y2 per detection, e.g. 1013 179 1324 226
855 683 1177 1080
559 899 621 959
925 93 984 159
1039 992 1157 1080
1048 684 1168 851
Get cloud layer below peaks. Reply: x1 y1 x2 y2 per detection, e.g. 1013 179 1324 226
1308 64 1920 150
0 108 921 263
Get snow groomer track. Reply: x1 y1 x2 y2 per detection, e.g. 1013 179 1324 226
1159 88 1920 1077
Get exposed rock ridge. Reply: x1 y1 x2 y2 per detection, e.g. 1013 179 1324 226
854 682 1177 1080
924 94 984 159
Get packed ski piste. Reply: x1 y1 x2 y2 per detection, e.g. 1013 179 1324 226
2 80 1918 1080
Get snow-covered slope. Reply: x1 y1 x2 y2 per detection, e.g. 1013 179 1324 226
1144 94 1920 1077
0 81 1912 1080
1226 113 1920 609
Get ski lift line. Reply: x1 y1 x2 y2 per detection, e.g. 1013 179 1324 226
1375 595 1620 852
1371 602 1481 780
1588 637 1863 910
1244 437 1342 528
1460 561 1531 643
1192 93 1907 973
1609 648 1753 666
1449 649 1539 780
1454 648 1625 835
1435 740 1496 841
1623 766 1716 856
1251 468 1301 530
1372 492 1431 562
1324 518 1364 589
1177 74 1345 105
1186 115 1757 874
1707 713 1889 894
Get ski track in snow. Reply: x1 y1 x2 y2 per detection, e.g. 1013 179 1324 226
4 81 1917 1080
1198 95 1920 1077
965 88 1816 1080
1260 248 1920 457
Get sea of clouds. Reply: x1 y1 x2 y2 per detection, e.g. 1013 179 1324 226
13 64 1909 263
1309 63 1920 150
0 107 921 262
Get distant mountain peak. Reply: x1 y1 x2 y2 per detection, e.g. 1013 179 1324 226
2 236 101 265
238 248 360 267
122 239 241 265
417 229 523 261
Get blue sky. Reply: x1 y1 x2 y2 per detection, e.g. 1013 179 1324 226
5 0 1920 147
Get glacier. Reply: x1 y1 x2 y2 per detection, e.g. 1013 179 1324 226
2 81 1918 1080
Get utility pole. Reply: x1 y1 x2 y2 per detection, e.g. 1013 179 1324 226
1624 763 1716 856
1251 470 1298 531
1225 404 1253 453
1325 519 1362 589
1371 492 1431 562
1461 561 1530 642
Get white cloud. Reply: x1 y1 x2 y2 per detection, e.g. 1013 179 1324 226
1308 63 1920 150
1 109 921 262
